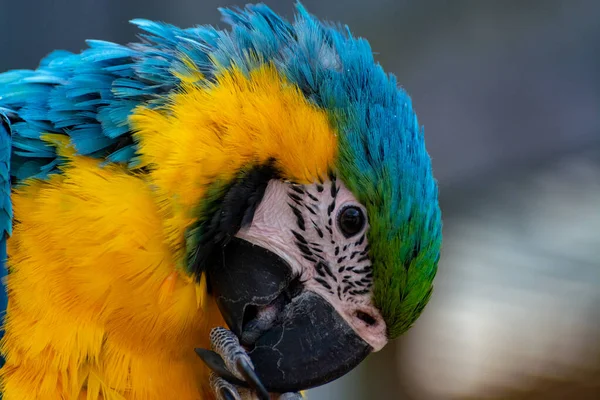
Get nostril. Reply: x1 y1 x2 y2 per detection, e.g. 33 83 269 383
355 310 377 327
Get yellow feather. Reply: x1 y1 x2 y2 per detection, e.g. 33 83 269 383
196 274 207 310
1 154 223 399
158 271 178 306
130 64 337 265
1 64 333 399
172 55 205 84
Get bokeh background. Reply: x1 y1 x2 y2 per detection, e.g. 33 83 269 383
1 0 599 398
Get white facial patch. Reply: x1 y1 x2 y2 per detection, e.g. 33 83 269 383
235 177 388 351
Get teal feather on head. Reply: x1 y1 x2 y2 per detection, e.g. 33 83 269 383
212 3 442 338
0 1 442 339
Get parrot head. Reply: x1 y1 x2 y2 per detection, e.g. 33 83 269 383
127 2 442 394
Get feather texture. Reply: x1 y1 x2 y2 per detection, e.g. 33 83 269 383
0 111 12 368
1 142 223 399
0 4 441 397
130 64 337 268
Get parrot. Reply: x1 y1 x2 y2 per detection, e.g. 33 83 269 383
0 2 442 399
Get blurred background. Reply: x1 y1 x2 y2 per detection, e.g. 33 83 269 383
1 0 599 398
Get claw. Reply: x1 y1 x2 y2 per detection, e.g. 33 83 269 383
199 327 270 400
278 393 303 400
220 388 238 400
235 356 270 400
210 373 242 400
199 348 304 400
195 348 244 385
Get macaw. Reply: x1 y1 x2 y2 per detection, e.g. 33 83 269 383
0 2 442 399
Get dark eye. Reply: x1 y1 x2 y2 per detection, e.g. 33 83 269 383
337 205 366 238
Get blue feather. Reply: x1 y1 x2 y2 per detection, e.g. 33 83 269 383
105 144 136 164
0 0 439 250
39 50 74 66
0 111 11 367
70 125 118 155
12 137 55 157
0 0 441 340
0 3 437 234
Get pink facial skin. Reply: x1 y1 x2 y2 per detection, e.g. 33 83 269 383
236 179 388 352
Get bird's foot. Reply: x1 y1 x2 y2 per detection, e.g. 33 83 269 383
197 327 303 400
210 373 303 400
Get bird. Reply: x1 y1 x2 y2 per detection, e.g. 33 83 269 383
0 2 442 399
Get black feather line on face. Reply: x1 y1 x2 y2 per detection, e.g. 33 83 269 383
284 176 376 306
190 160 280 278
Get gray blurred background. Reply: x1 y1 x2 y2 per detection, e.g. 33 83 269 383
1 0 599 399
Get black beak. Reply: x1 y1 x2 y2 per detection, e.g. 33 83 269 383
202 237 372 393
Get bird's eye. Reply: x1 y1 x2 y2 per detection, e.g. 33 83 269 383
337 205 366 238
